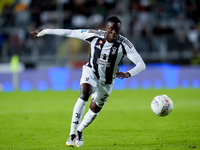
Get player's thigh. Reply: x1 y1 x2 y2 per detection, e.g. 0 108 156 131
80 65 97 87
92 83 113 108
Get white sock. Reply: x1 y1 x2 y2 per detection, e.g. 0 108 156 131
70 98 87 135
77 109 98 132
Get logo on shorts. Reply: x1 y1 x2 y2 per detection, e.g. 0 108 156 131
85 77 89 81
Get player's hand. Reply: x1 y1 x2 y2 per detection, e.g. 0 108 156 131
30 29 43 38
115 72 131 79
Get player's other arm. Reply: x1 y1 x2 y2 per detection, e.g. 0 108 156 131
115 55 145 79
127 51 146 76
115 41 146 79
125 45 146 77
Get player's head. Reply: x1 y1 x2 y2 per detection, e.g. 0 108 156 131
105 16 121 43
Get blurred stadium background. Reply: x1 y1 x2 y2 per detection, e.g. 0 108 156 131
0 0 200 91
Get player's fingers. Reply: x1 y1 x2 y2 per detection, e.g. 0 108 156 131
115 73 125 79
30 32 35 35
30 31 38 34
115 72 122 76
114 72 119 75
120 75 125 79
30 29 43 35
115 73 122 78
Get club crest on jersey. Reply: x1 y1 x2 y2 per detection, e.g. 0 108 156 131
111 47 117 54
99 40 103 44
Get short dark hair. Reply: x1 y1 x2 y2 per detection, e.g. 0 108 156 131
106 16 121 24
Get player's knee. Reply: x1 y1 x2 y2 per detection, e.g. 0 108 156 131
79 91 91 100
90 101 102 113
80 83 92 100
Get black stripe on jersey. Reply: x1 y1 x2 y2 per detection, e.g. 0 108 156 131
85 36 96 43
121 44 127 55
105 42 120 84
85 36 96 68
93 38 106 79
87 52 92 68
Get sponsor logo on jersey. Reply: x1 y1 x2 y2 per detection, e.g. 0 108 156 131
97 57 110 67
81 29 87 33
101 54 108 60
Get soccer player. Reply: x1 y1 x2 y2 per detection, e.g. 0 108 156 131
31 16 146 147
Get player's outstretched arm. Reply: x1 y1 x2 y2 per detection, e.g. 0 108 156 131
30 29 85 39
31 29 70 38
31 29 96 42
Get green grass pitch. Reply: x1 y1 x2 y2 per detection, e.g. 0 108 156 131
0 88 200 150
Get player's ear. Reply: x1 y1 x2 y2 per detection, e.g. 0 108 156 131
105 22 110 30
105 24 108 30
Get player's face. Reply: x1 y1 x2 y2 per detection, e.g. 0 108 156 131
106 22 121 43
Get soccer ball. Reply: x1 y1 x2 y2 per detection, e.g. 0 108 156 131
151 94 173 116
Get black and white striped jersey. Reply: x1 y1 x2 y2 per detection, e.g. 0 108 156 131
40 29 146 84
